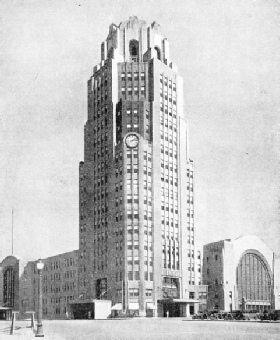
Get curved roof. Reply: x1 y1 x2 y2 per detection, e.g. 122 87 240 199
232 235 273 270
0 255 19 266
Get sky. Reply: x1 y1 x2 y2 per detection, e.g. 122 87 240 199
1 0 280 262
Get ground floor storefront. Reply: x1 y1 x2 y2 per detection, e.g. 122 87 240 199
69 300 111 320
157 299 200 317
110 299 199 318
70 298 200 319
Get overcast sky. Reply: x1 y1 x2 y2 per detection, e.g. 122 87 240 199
1 0 280 262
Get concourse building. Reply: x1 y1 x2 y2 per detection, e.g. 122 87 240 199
203 235 280 312
0 256 20 320
77 16 201 317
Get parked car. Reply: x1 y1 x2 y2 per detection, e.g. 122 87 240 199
192 311 208 319
244 310 260 320
260 310 270 321
216 312 232 320
268 310 280 321
230 310 246 320
223 312 235 320
192 312 204 319
208 310 219 319
216 312 224 320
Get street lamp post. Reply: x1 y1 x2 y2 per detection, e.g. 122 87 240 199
229 291 233 313
36 259 44 337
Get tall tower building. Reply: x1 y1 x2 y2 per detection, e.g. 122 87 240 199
78 16 197 317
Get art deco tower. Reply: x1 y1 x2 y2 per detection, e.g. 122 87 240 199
78 16 196 317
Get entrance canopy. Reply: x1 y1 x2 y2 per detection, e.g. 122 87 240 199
173 298 200 304
0 307 12 310
158 298 200 304
146 303 156 310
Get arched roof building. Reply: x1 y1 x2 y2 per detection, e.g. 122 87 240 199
202 235 279 312
0 255 20 319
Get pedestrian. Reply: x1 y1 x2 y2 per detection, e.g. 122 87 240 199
88 311 91 319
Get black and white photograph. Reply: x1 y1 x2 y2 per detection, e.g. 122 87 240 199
1 0 280 338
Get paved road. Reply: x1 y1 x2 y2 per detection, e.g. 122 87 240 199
1 319 280 339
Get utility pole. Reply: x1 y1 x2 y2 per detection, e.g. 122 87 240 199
229 291 233 312
12 208 14 255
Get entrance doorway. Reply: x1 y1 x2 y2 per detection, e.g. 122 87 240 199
160 300 182 317
189 305 194 315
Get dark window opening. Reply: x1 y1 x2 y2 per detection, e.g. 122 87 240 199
96 278 107 300
154 46 161 60
129 40 139 62
4 267 15 307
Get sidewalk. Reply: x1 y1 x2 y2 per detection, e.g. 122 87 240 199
0 321 64 340
0 322 34 339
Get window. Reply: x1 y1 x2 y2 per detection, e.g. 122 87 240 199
129 288 139 297
189 292 195 299
3 267 14 307
129 40 139 61
146 289 153 297
154 46 161 60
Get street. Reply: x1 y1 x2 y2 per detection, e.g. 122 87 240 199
0 319 280 340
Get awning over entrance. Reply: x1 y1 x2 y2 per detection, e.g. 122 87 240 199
129 302 139 310
158 298 200 304
0 307 12 310
173 299 200 304
146 303 156 310
111 303 122 311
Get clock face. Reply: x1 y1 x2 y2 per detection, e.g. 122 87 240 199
126 134 139 148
